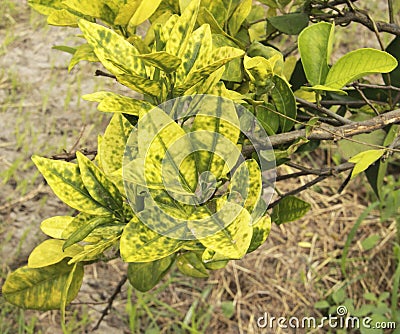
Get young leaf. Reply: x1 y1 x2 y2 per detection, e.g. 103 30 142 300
348 149 386 179
83 92 154 115
2 260 84 310
267 12 309 35
120 217 186 262
127 254 175 292
40 216 74 239
28 239 83 268
32 156 109 215
228 0 252 36
68 236 120 263
324 48 398 89
298 22 334 86
76 151 123 214
272 196 311 225
77 20 146 77
271 75 297 132
176 252 209 278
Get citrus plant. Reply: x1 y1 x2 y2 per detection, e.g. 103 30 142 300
2 0 400 324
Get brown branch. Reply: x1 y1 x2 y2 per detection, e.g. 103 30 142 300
243 108 400 153
333 10 400 36
50 149 97 162
95 70 117 79
92 275 127 331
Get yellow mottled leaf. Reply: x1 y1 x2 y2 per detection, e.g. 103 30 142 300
40 216 74 239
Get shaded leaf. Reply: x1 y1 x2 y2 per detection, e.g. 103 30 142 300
136 52 182 73
68 43 98 72
176 252 209 278
128 254 175 292
271 75 296 132
267 12 308 35
272 196 311 225
68 236 120 263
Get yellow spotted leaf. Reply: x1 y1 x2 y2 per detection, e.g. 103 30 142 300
68 43 98 72
40 216 74 239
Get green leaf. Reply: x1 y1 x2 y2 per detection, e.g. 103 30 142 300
325 49 398 89
314 300 330 309
166 0 200 58
247 215 272 253
256 104 279 135
63 215 114 250
136 51 182 73
298 22 334 86
268 12 308 35
228 0 252 36
120 217 185 262
61 262 81 323
32 155 108 215
68 43 98 72
361 234 381 251
127 254 175 292
221 301 235 318
52 45 76 54
77 20 146 77
348 149 386 179
76 152 123 214
385 36 400 87
83 91 154 115
271 75 297 132
2 260 84 310
176 252 209 278
115 0 162 27
40 216 73 239
194 205 253 259
28 239 83 268
272 196 311 225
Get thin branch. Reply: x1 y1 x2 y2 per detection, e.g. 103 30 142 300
352 83 380 115
243 108 400 153
351 83 400 92
333 10 400 36
269 162 354 208
50 149 97 162
92 275 128 331
296 97 353 125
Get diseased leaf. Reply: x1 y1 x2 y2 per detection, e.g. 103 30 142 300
136 51 182 73
298 22 334 86
28 239 83 268
68 236 120 263
76 152 123 214
271 75 296 132
63 0 119 24
32 156 109 215
324 49 398 89
83 91 154 115
77 20 146 77
116 73 163 98
247 215 271 253
68 43 98 72
176 252 209 278
166 0 201 57
228 0 252 36
40 216 73 239
2 260 84 310
120 217 186 262
272 196 311 225
349 149 386 179
127 254 175 292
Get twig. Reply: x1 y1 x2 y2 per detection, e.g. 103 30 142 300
350 83 400 92
352 83 380 115
243 108 400 153
269 162 354 208
92 275 128 331
333 10 400 36
95 70 117 79
50 149 97 162
296 97 353 124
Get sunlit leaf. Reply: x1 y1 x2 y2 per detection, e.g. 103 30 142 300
40 216 73 239
68 43 98 72
247 215 271 253
228 0 252 36
68 236 120 263
272 196 311 225
349 149 386 179
2 260 84 310
136 51 182 73
115 0 162 27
